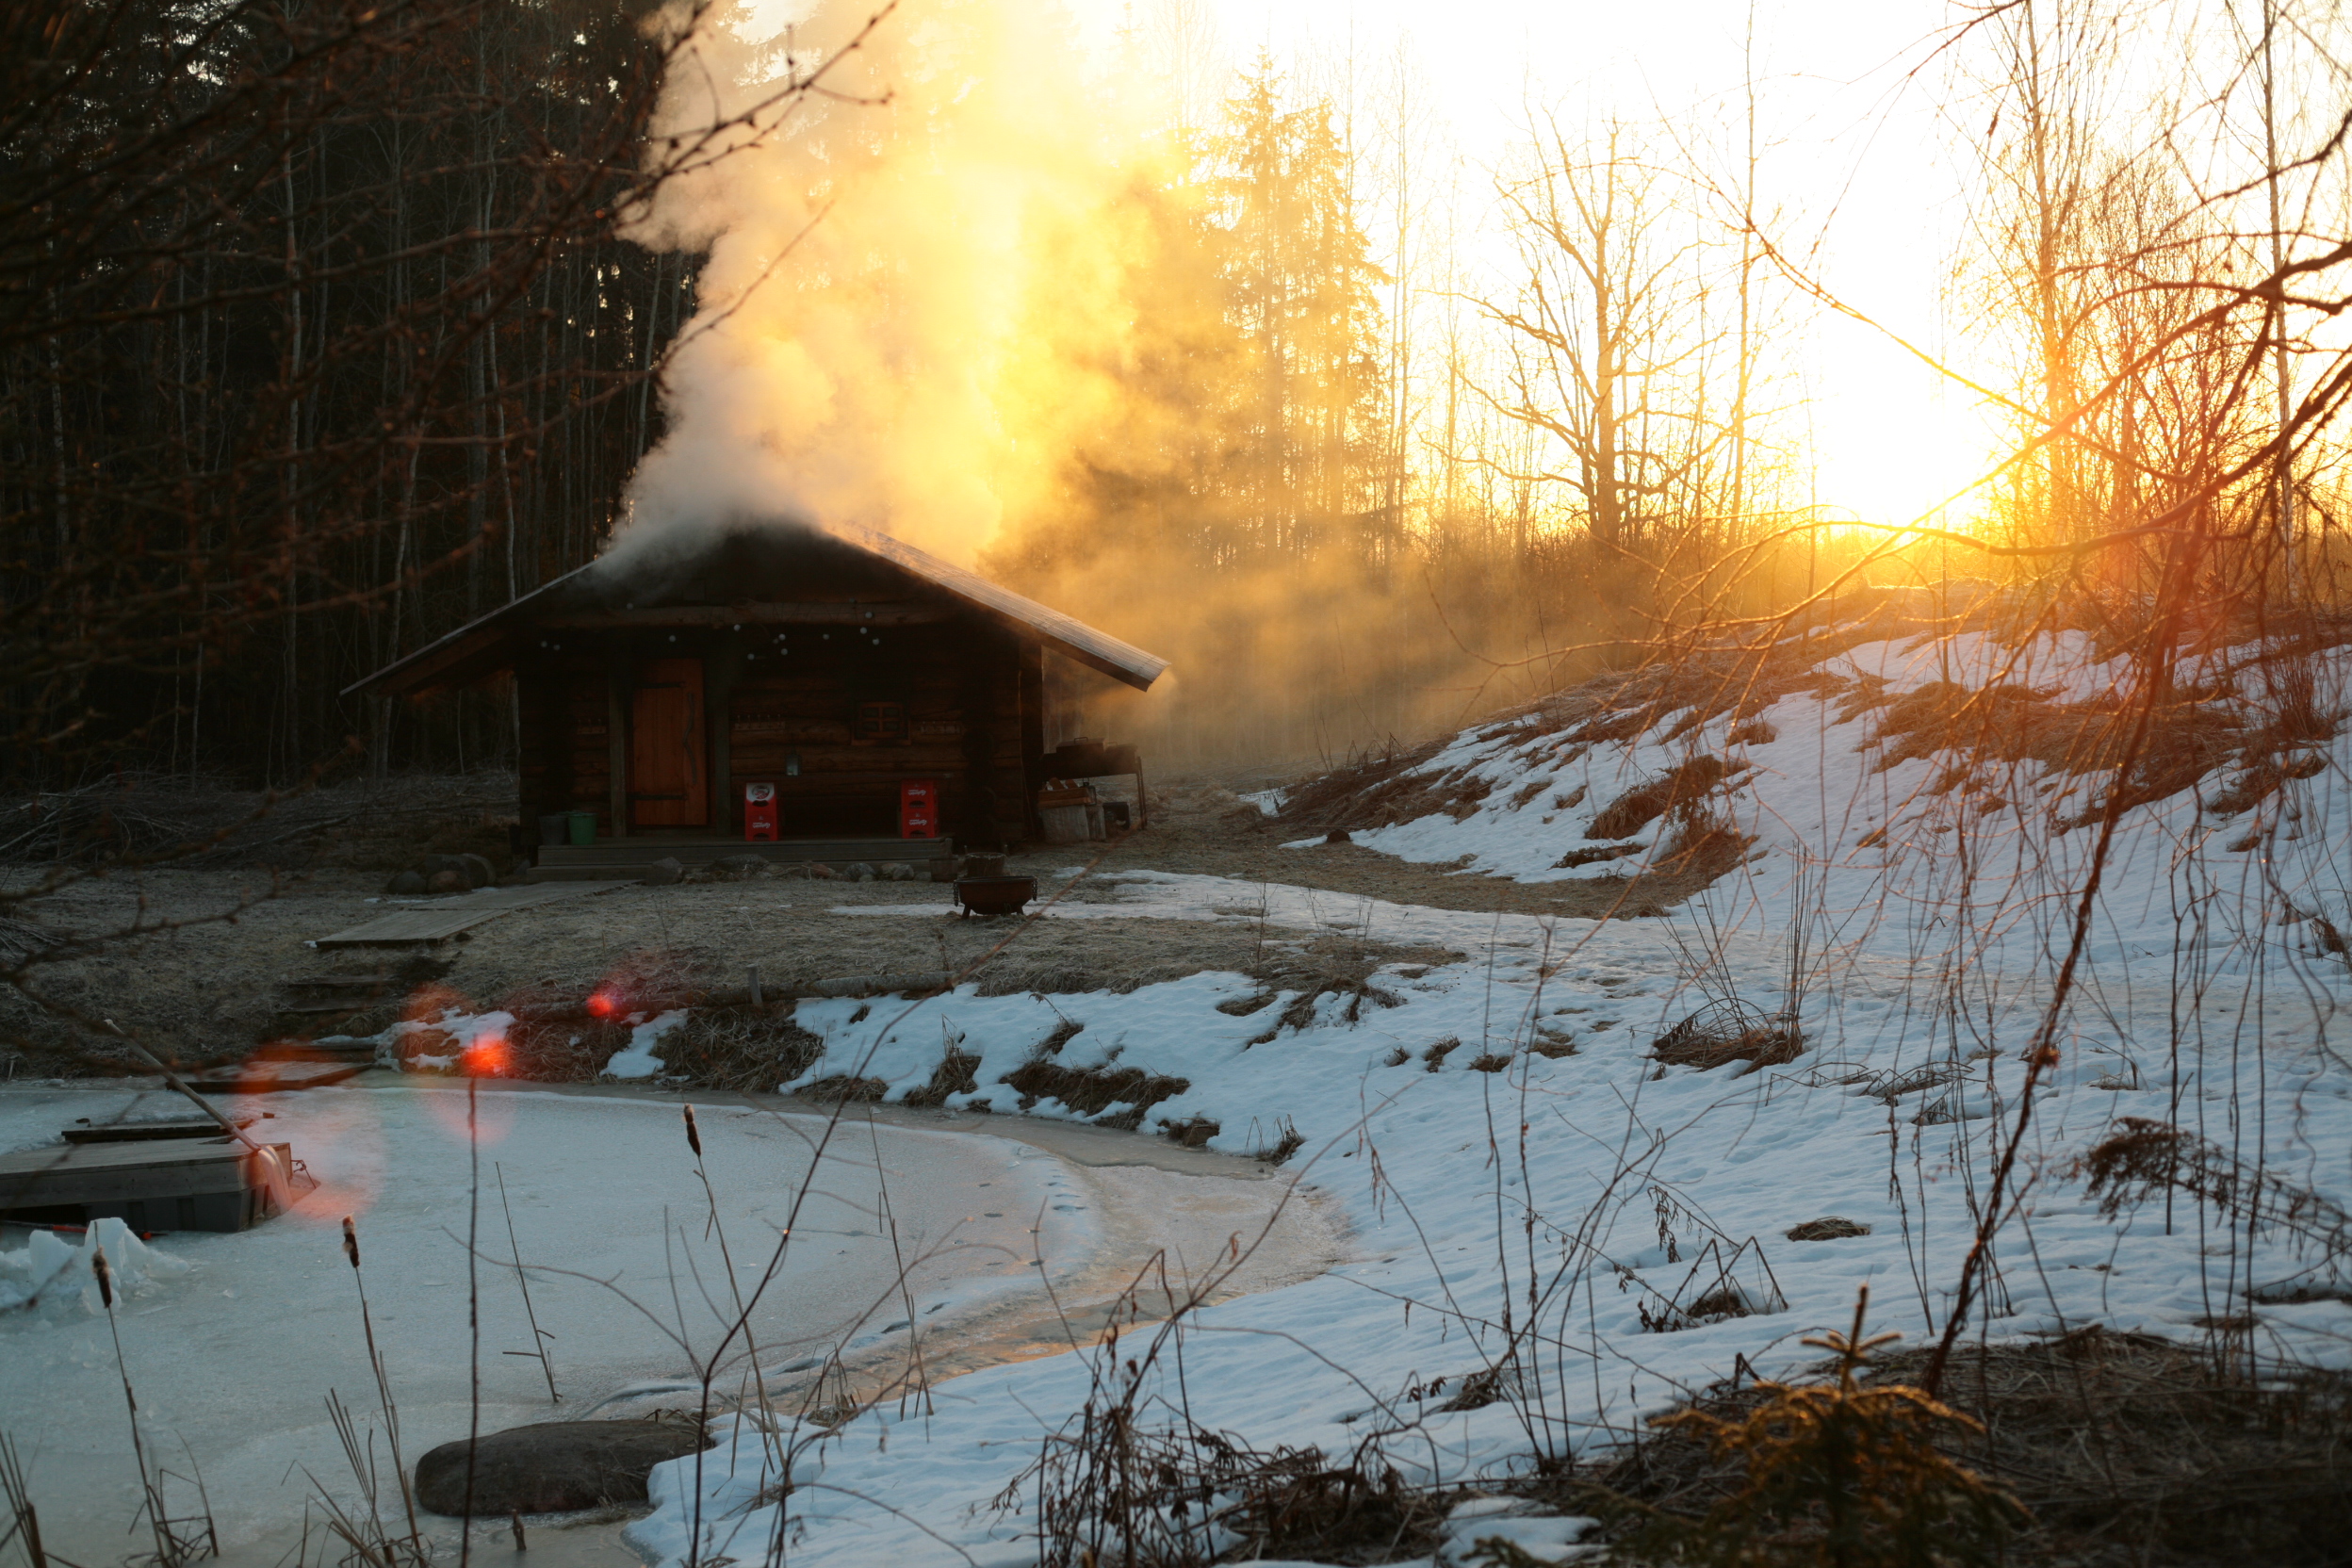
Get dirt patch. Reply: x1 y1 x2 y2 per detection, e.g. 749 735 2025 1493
1091 782 1708 919
0 771 519 875
0 854 1462 1079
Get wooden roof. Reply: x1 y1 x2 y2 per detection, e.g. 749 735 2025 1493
345 520 1170 698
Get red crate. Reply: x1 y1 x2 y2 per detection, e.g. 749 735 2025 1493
900 778 939 840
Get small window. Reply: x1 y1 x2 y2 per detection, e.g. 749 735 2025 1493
854 700 908 745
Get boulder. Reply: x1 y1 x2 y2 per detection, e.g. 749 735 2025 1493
385 871 427 895
842 862 876 882
879 861 916 881
807 862 838 880
427 870 466 894
457 853 497 890
414 1419 710 1516
641 857 684 887
712 854 769 881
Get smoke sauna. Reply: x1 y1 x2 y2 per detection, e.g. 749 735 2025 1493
348 520 1167 873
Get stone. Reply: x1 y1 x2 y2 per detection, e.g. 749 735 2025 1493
1324 829 1352 844
778 862 812 879
427 870 465 894
641 857 684 887
807 862 838 880
712 854 769 880
414 1419 710 1516
842 862 876 882
457 853 497 890
879 861 916 881
385 871 427 895
1785 1216 1870 1241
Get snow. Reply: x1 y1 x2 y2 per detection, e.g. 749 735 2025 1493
10 626 2349 1567
611 629 2352 1565
603 1009 691 1078
0 1216 189 1317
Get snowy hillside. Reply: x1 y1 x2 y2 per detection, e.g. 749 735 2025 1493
622 615 2352 1564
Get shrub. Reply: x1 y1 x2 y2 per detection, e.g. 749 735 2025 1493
1640 1290 2024 1567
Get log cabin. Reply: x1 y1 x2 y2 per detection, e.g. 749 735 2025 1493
345 520 1167 868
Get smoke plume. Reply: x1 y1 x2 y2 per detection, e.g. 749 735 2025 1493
617 0 1166 568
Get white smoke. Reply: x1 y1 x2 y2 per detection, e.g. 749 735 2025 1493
616 0 1169 568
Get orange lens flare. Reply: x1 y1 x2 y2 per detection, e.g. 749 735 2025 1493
461 1032 510 1076
586 988 625 1020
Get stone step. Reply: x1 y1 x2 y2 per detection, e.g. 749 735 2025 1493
529 837 955 880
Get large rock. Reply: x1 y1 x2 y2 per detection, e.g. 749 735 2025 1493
414 1419 710 1516
641 857 684 887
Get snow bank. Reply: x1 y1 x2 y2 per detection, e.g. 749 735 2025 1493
0 1216 190 1321
622 627 2352 1565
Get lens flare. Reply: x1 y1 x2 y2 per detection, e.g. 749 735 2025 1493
462 1031 511 1077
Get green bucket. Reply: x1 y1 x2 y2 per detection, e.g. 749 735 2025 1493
566 810 596 846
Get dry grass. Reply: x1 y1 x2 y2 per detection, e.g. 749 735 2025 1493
1589 757 1732 840
792 1074 889 1103
1569 1327 2352 1567
1652 1001 1804 1075
651 1008 827 1092
901 1042 983 1106
999 1057 1192 1130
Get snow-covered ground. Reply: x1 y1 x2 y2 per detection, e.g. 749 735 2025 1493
8 627 2349 1568
616 629 2352 1565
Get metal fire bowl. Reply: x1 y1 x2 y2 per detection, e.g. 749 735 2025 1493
954 874 1037 917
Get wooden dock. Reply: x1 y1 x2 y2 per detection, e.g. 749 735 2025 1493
0 1138 302 1232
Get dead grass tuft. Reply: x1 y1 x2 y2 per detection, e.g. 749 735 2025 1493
1588 756 1732 840
1652 1000 1803 1075
999 1058 1191 1129
502 1017 635 1081
901 1043 983 1107
1572 1325 2352 1567
654 1008 827 1092
1654 803 1756 879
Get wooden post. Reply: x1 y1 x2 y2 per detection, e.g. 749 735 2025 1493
605 648 630 839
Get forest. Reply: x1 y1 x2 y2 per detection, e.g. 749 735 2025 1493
8 0 2343 792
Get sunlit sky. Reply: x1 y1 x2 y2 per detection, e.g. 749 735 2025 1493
739 0 2028 529
1143 0 2001 529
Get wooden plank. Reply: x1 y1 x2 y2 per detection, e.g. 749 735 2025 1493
311 879 632 948
186 1061 365 1092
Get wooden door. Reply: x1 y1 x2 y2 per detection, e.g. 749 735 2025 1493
630 658 708 827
